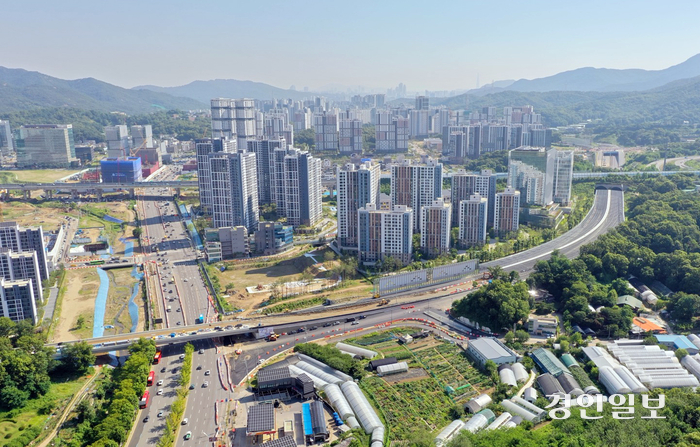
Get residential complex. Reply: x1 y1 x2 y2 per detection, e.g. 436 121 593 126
247 137 287 205
208 151 259 233
390 158 443 232
338 117 363 154
211 98 256 148
313 111 339 152
458 194 488 247
375 111 409 152
283 148 322 227
336 162 380 250
553 150 574 205
358 204 413 266
494 188 520 236
0 278 37 324
450 170 497 227
16 124 77 168
196 138 236 214
420 198 451 257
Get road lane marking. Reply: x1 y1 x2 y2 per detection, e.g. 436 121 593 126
501 190 613 269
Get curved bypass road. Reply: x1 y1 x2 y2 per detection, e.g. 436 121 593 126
481 188 625 276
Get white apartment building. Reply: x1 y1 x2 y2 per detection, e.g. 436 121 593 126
358 204 413 266
494 188 520 237
208 151 259 233
337 162 380 250
211 98 257 149
420 198 451 257
390 158 443 232
458 194 488 247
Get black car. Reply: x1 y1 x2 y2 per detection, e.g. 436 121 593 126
323 322 332 327
161 367 167 373
359 315 367 320
297 327 306 333
144 416 150 423
309 326 318 330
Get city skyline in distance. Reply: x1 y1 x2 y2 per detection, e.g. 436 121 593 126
1 0 699 94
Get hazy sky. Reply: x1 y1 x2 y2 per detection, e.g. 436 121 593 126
2 0 699 92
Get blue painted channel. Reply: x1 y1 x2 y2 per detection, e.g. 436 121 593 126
122 239 134 257
128 265 144 332
93 268 109 338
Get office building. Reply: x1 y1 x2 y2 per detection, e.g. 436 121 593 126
208 151 259 233
213 226 250 258
0 248 43 306
553 150 574 205
104 125 131 158
282 149 322 227
410 109 429 138
336 162 380 250
0 221 49 282
74 146 95 163
254 222 293 255
458 194 488 247
211 98 257 148
450 170 496 227
131 125 154 149
420 198 451 257
375 111 409 152
313 111 339 152
508 147 555 206
196 138 236 215
391 158 443 232
247 137 286 205
415 96 429 111
357 204 413 266
0 120 13 155
494 188 520 236
16 124 77 168
100 157 143 183
339 118 363 154
0 278 37 324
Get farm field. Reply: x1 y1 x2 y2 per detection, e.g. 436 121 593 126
346 328 494 440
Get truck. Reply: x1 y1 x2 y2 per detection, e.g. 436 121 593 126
196 314 204 324
378 299 390 306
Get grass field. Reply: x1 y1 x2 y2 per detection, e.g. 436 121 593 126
103 267 140 335
0 372 90 445
0 168 82 183
1 201 78 231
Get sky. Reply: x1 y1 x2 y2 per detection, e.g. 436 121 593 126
2 0 700 93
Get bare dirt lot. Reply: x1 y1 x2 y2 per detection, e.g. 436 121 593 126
52 269 100 343
1 201 78 232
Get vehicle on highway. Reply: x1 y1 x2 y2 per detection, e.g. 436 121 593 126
235 349 242 355
351 321 359 325
184 431 192 440
177 322 182 325
157 379 164 386
203 381 209 387
161 367 166 373
143 416 150 423
189 384 195 389
197 365 202 370
204 370 211 375
310 326 318 330
157 389 163 395
182 418 188 425
359 315 367 320
333 321 341 326
158 411 164 417
323 322 332 327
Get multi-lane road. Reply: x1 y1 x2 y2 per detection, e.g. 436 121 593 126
117 184 625 445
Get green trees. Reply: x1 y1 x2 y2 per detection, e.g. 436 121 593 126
61 341 96 374
451 280 530 332
294 128 315 149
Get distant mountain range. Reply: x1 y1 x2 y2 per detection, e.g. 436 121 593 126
467 53 700 94
0 67 206 114
134 79 311 103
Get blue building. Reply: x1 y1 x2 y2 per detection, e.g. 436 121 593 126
100 157 142 183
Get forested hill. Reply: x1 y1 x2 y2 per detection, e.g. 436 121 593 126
0 66 206 114
429 76 700 127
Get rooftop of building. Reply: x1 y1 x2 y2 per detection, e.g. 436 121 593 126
468 337 515 360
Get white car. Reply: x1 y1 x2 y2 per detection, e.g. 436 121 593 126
157 379 164 386
203 381 209 388
179 354 185 359
157 389 163 395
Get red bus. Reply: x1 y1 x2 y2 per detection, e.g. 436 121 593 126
153 351 162 365
139 390 150 409
147 371 155 386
